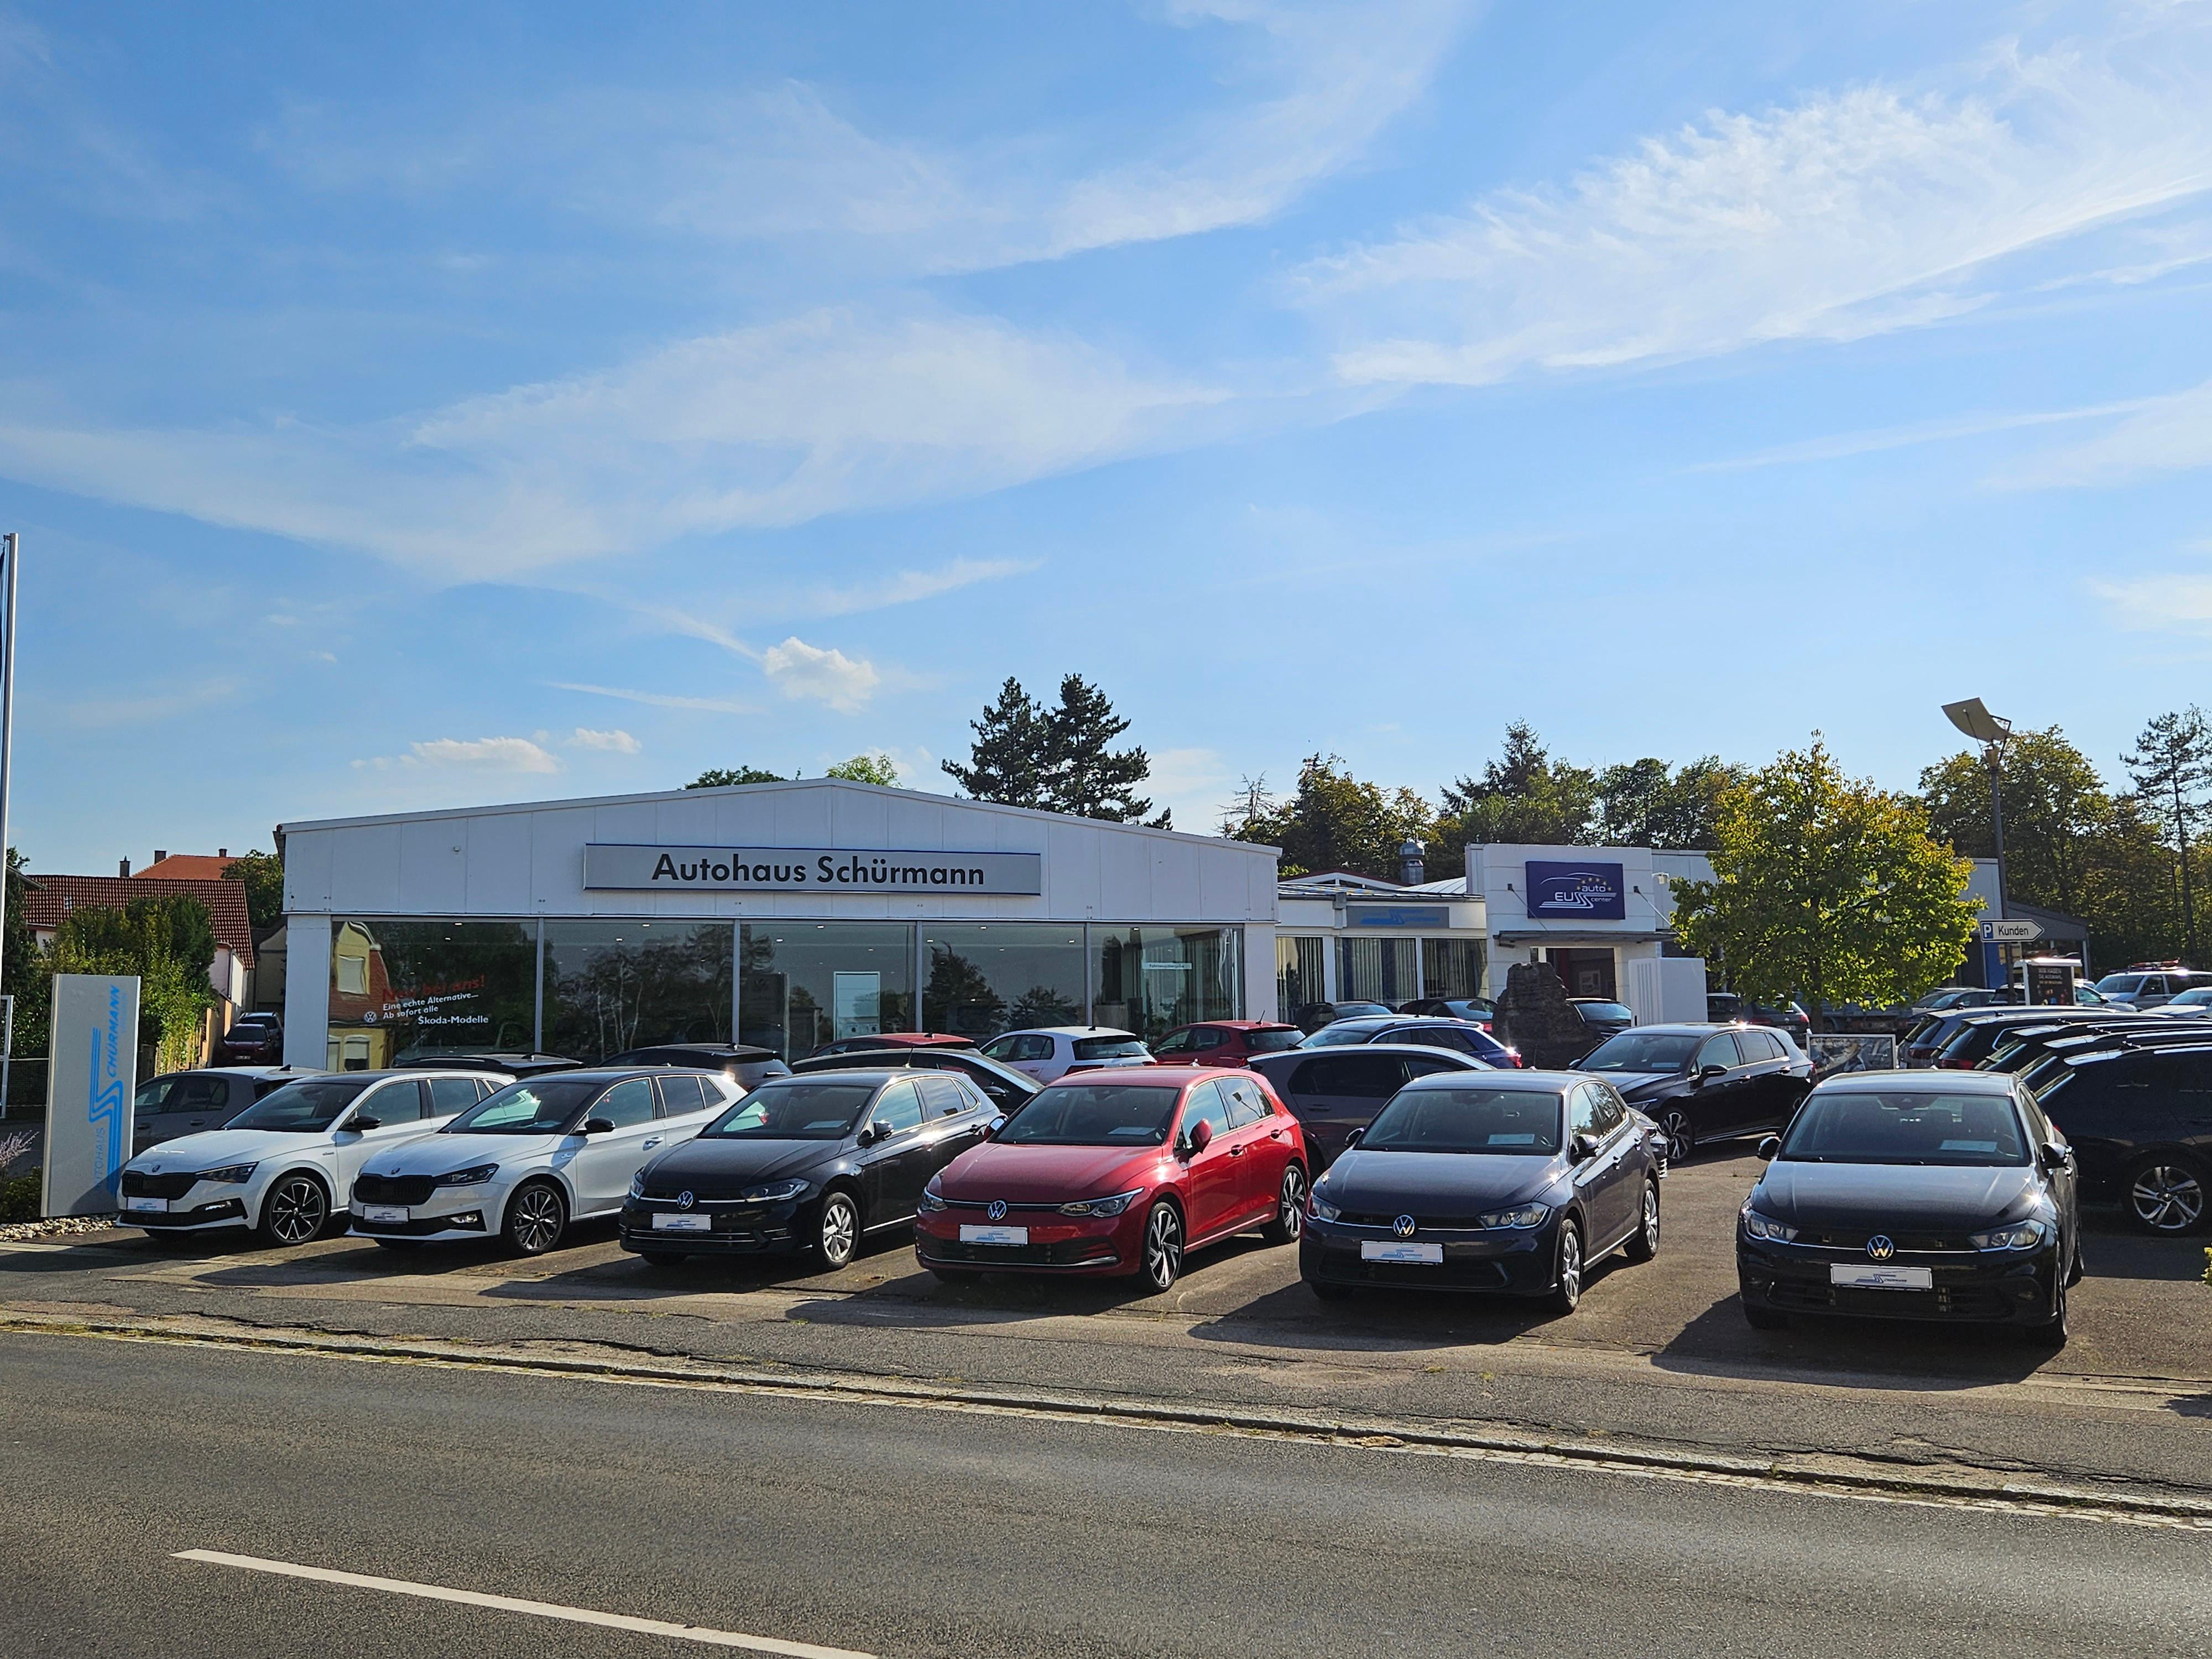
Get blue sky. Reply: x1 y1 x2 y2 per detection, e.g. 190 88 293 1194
3 0 2209 869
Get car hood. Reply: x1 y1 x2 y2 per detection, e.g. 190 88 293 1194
1316 1149 1565 1214
639 1137 834 1196
935 1141 1160 1202
126 1127 323 1171
366 1131 567 1176
1752 1161 2042 1228
1597 1071 1681 1098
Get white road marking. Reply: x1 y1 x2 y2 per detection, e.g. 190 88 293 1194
171 1550 877 1658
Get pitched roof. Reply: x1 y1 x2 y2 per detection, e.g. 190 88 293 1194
20 874 255 966
137 854 238 880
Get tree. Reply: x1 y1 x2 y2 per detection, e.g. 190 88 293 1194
1670 739 1980 1027
1230 754 1434 881
3 849 48 1057
2121 708 2211 961
1921 727 2112 920
1431 723 1598 871
1596 756 1744 849
942 678 1048 809
48 894 219 1070
823 752 900 786
687 766 787 789
222 849 285 931
943 675 1166 825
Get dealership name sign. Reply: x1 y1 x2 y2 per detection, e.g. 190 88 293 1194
1523 860 1627 921
584 843 1042 895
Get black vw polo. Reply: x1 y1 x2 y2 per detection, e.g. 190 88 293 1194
1736 1071 2079 1345
620 1070 997 1268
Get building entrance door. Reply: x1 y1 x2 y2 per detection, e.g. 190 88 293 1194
1548 948 1617 1000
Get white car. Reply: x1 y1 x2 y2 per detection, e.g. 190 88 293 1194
117 1069 507 1245
976 1026 1154 1084
349 1068 737 1256
2151 987 2212 1018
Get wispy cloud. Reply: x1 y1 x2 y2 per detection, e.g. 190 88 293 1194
550 682 758 714
59 676 241 730
356 735 564 773
1297 28 2212 387
762 636 879 713
566 726 640 753
1690 395 2164 473
775 556 1040 619
1992 377 2212 488
2095 564 2212 634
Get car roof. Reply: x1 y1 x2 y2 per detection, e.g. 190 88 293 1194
1399 1068 1568 1093
1598 1022 1735 1036
999 1026 1141 1039
613 1042 779 1060
1176 1019 1297 1031
1814 1069 2017 1092
1041 1065 1191 1087
1250 1044 1489 1068
791 1049 1031 1082
497 1066 725 1085
756 1068 900 1086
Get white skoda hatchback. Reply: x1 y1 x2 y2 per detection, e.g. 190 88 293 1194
116 1070 505 1245
349 1068 736 1255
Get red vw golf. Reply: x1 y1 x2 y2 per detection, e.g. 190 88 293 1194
913 1067 1310 1291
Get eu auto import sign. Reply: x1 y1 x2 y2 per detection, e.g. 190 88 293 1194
584 843 1042 895
1524 861 1627 921
44 973 140 1218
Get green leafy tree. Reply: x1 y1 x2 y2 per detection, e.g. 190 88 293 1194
824 752 900 786
687 766 787 789
943 675 1166 825
1670 740 1980 1027
1431 723 1598 871
1230 754 1433 880
1596 756 1744 850
222 849 286 930
1920 727 2112 919
49 894 218 1070
2121 707 2211 961
3 849 49 1057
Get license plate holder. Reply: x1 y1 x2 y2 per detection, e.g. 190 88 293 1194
1829 1263 1933 1290
652 1213 713 1232
124 1196 168 1214
1360 1240 1443 1265
361 1204 409 1225
959 1224 1029 1246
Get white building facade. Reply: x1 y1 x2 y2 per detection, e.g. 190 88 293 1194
277 780 1280 1071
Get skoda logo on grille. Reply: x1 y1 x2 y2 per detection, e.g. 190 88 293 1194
987 1200 1009 1222
677 1191 695 1211
1392 1214 1417 1239
1866 1234 1896 1261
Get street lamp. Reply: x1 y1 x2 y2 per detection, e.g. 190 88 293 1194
1944 698 2012 985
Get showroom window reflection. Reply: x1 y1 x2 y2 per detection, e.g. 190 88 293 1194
1095 927 1241 1042
543 920 735 1064
740 922 915 1060
327 918 536 1071
923 924 1087 1040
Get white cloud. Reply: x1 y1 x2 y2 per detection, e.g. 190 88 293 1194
779 556 1040 619
566 726 640 753
762 636 879 713
2096 570 2212 633
550 682 759 714
1994 378 2212 488
404 735 562 773
1298 30 2212 387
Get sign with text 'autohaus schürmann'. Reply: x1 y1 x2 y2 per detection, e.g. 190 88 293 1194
584 843 1043 895
1523 861 1627 921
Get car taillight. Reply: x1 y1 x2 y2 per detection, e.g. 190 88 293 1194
1938 1057 1973 1070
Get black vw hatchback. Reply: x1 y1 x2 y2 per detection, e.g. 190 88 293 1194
620 1070 997 1268
1736 1071 2079 1345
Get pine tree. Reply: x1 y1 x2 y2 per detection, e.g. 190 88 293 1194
942 677 1049 809
1044 674 1164 826
2121 707 2212 961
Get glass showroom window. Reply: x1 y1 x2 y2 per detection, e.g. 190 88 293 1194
1339 936 1416 1004
1094 927 1243 1042
327 918 538 1070
739 922 916 1060
1277 935 1327 1015
542 920 736 1064
922 924 1088 1040
1421 937 1485 1000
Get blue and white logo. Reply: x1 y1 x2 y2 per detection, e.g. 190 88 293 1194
987 1199 1009 1221
1525 861 1627 921
1866 1235 1896 1261
1392 1214 1417 1239
677 1191 695 1210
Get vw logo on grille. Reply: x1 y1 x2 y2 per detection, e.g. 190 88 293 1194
1866 1234 1896 1261
1392 1214 1417 1239
987 1199 1009 1222
677 1191 695 1211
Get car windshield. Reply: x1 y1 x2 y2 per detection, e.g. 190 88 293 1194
1246 1028 1303 1053
223 1078 372 1133
1778 1090 2027 1166
1072 1035 1150 1061
2169 988 2212 1008
1582 1032 1698 1072
703 1082 873 1140
1359 1088 1563 1155
443 1078 604 1135
2095 974 2147 994
1000 1084 1180 1146
1578 1002 1635 1022
1150 1029 1204 1055
1301 1023 1385 1048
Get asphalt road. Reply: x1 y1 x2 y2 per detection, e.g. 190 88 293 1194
3 1332 2209 1659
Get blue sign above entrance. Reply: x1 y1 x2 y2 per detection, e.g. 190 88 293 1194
1524 861 1626 921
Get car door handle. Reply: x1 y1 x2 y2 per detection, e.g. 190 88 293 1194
1269 1128 1285 1140
642 1138 662 1149
1228 1144 1246 1156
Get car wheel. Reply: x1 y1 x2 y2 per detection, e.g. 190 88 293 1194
257 1173 330 1246
2065 1233 2085 1287
1624 1179 1660 1263
501 1181 567 1256
638 1252 688 1267
814 1189 860 1269
1658 1109 1695 1165
1262 1164 1308 1245
1743 1296 1788 1331
1141 1200 1184 1292
2022 1275 2068 1349
1545 1219 1583 1315
2126 1157 2208 1234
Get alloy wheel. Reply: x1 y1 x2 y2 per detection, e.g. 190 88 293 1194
1144 1203 1183 1291
1644 1183 1660 1249
263 1177 326 1245
1552 1223 1582 1313
1660 1110 1694 1165
509 1185 565 1255
1276 1166 1307 1242
2129 1164 2206 1233
818 1192 859 1267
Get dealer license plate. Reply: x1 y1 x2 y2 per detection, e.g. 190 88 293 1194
1830 1264 1933 1290
361 1204 409 1225
124 1196 167 1214
959 1224 1029 1246
652 1213 712 1232
1360 1240 1444 1265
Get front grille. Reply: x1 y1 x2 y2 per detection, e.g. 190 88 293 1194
1767 1281 2016 1319
922 1238 1119 1266
135 1199 246 1225
1338 1213 1488 1231
353 1172 436 1206
932 1198 1074 1214
1795 1230 1969 1253
121 1171 200 1199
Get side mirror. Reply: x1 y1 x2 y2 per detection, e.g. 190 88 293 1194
1185 1118 1214 1156
1342 1126 1365 1150
1757 1135 1782 1161
2039 1141 2071 1172
1699 1064 1728 1081
342 1115 380 1134
984 1114 1008 1140
1567 1132 1598 1165
581 1117 615 1136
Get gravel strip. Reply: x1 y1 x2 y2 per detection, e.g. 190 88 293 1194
0 1213 122 1242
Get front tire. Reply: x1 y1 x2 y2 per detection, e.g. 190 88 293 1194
501 1180 567 1256
2125 1156 2208 1234
1657 1109 1695 1166
1624 1179 1660 1263
257 1173 330 1246
1545 1219 1583 1315
1261 1164 1308 1245
2023 1275 2069 1349
814 1189 860 1269
1141 1201 1184 1291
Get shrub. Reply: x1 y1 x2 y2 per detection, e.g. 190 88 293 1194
0 1172 40 1223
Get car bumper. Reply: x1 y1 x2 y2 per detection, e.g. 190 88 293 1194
121 1196 250 1232
348 1197 495 1240
1736 1239 2060 1324
912 1207 1138 1275
1298 1217 1556 1295
619 1196 806 1255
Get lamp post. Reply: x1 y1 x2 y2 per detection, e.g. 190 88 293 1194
1944 697 2012 988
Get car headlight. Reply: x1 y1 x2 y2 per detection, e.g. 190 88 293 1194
1059 1188 1143 1218
742 1178 810 1203
628 1173 646 1199
1968 1218 2049 1251
196 1162 258 1185
1477 1203 1550 1230
1741 1207 1798 1242
434 1163 499 1187
917 1183 948 1212
1308 1190 1342 1221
